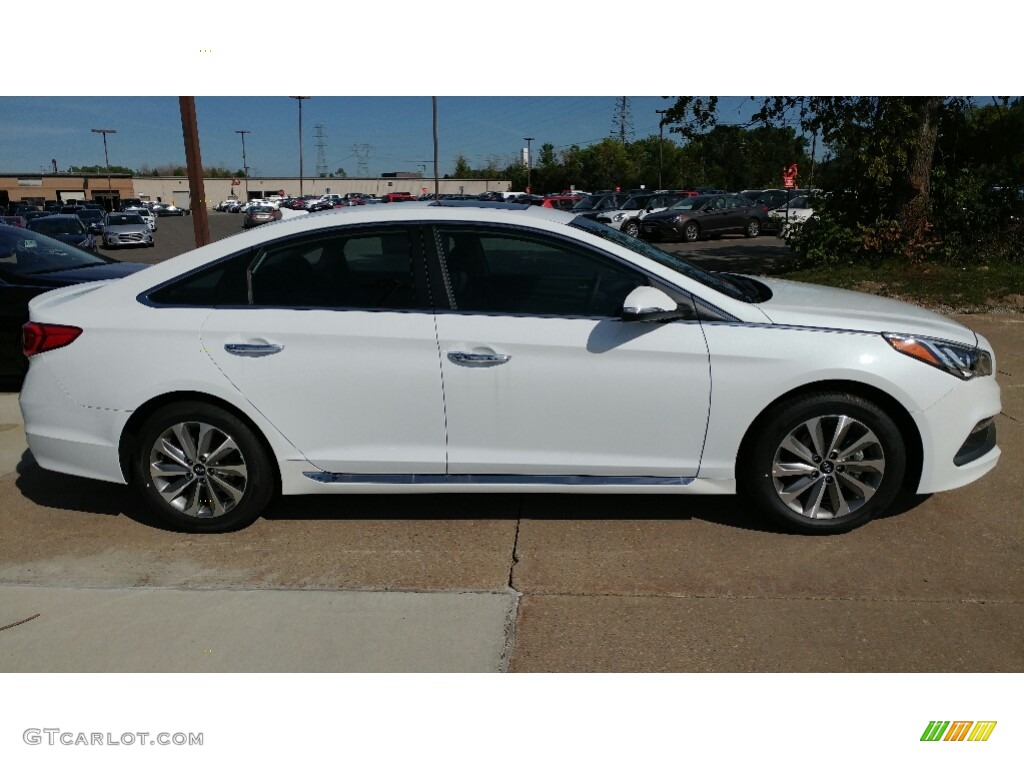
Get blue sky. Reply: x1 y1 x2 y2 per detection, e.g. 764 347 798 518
0 7 1009 179
0 96 770 178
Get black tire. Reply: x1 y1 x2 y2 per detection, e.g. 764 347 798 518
745 218 761 238
622 220 640 238
132 402 275 533
740 393 906 534
682 221 701 242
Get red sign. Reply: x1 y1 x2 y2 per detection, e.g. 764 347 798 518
278 189 285 197
782 164 798 189
230 178 240 186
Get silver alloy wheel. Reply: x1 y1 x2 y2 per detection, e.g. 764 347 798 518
746 219 760 237
683 222 700 242
623 221 639 237
770 414 886 519
148 421 248 518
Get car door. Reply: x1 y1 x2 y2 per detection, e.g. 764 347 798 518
431 225 711 478
198 226 447 474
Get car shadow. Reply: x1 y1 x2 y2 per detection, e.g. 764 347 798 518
14 450 930 536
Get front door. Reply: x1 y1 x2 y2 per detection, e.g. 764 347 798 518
432 225 711 477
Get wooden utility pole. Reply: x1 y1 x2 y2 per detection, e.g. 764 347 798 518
179 97 210 247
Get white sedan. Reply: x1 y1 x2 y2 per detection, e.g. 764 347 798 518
18 204 1000 534
769 195 815 234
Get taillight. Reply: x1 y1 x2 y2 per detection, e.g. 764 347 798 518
22 322 82 357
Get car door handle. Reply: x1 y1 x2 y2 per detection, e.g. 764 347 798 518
225 343 284 357
447 351 511 366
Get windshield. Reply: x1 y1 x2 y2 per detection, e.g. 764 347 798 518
669 196 706 211
621 195 650 211
569 216 762 303
106 214 144 226
28 217 86 236
0 226 107 276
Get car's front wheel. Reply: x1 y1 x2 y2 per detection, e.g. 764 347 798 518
745 218 761 238
741 393 906 534
622 220 640 238
682 222 701 242
132 402 275 533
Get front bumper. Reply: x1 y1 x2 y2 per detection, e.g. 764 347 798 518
913 373 1001 494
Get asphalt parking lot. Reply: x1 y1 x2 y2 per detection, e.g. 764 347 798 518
0 212 1020 672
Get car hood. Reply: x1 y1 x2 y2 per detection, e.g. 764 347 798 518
21 261 149 286
751 276 978 346
105 224 149 234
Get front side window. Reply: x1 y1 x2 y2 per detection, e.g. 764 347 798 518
436 226 649 317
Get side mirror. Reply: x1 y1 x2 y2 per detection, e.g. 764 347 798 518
621 286 686 322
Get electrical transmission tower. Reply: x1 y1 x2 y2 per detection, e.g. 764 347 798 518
350 143 372 177
314 123 328 177
610 97 634 144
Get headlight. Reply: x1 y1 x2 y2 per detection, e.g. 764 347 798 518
883 333 993 379
672 214 685 224
613 213 626 222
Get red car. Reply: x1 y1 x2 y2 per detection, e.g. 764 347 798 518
0 215 28 228
382 192 416 203
542 195 582 211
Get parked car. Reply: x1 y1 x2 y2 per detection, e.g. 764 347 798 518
0 224 147 378
0 216 28 228
242 205 283 228
768 195 816 235
382 192 417 203
152 203 189 216
596 192 693 237
570 192 632 219
76 208 107 235
22 211 52 223
541 195 583 211
25 214 97 251
101 212 154 248
214 199 241 212
17 204 1000 535
124 206 157 232
638 194 768 242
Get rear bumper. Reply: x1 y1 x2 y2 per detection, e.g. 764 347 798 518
19 358 128 484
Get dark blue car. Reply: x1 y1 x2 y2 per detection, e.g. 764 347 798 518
0 224 148 379
24 214 97 252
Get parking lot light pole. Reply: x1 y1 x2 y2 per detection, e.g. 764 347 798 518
290 97 310 197
523 136 534 193
655 110 668 190
91 128 116 210
235 130 250 199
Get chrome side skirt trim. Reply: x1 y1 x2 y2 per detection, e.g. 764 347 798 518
303 472 694 486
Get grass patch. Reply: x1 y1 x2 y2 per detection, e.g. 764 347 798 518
772 260 1024 314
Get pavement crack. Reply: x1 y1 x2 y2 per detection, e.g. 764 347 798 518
507 500 522 590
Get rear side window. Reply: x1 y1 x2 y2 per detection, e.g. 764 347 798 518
146 228 423 310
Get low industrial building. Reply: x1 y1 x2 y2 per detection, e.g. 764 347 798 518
1 172 512 211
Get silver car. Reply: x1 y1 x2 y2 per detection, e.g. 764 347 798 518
125 205 157 232
102 212 154 249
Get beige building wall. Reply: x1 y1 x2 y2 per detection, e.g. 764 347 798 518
0 174 134 208
133 177 512 207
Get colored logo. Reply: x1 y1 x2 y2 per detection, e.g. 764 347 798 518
921 721 997 742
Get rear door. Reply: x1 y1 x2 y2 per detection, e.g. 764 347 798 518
198 225 447 474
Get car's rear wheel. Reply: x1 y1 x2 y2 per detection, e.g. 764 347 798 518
622 220 640 238
741 393 906 534
133 402 274 533
745 218 761 238
682 222 701 242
